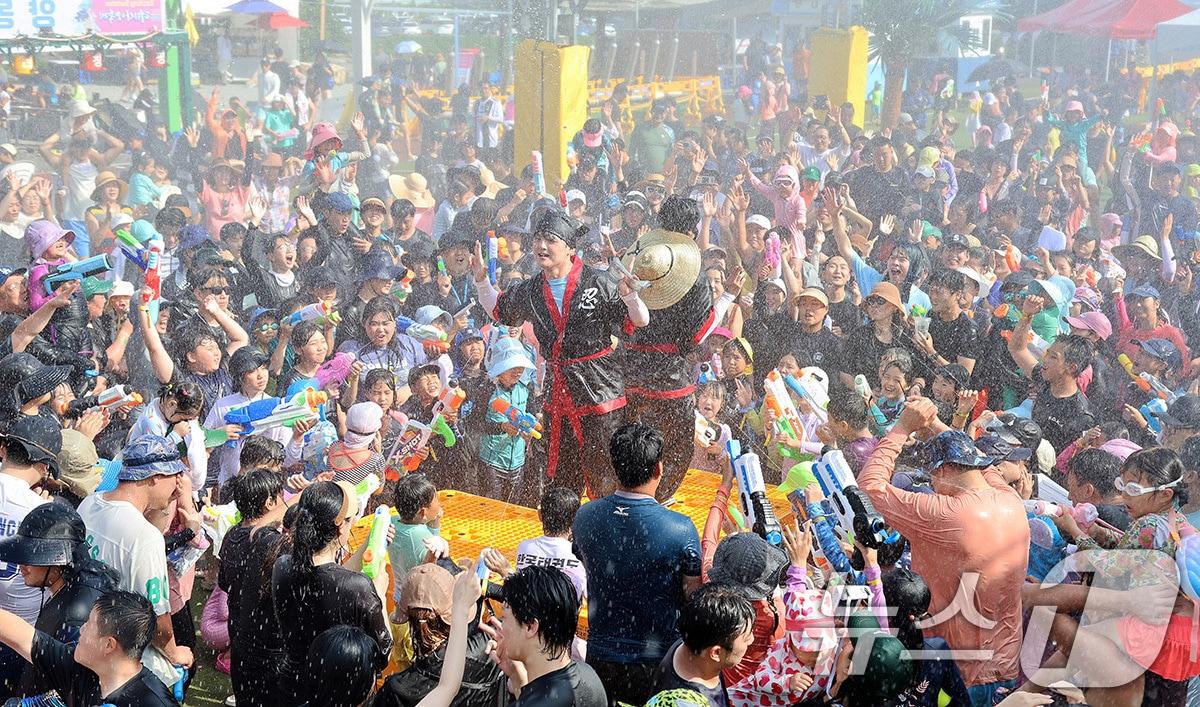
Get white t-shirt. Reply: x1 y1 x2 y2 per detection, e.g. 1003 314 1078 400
78 493 177 687
515 535 587 601
475 97 504 149
0 473 49 623
204 392 292 486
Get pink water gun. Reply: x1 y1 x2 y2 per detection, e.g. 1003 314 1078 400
315 352 356 389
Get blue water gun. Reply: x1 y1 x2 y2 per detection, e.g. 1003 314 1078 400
42 254 111 294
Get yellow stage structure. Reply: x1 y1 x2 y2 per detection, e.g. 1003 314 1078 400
513 39 592 193
809 26 870 128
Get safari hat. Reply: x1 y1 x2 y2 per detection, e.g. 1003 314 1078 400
1113 235 1162 262
622 229 702 310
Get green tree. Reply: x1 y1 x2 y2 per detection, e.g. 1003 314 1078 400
862 0 1007 129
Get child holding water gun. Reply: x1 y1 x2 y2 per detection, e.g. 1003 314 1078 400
395 363 461 487
387 473 449 672
24 220 90 354
872 351 913 434
299 114 371 196
689 382 731 475
480 340 539 505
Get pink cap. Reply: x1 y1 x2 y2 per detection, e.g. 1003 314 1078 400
737 85 752 99
1065 100 1085 116
710 326 734 340
1065 311 1112 340
304 122 342 159
1100 212 1122 227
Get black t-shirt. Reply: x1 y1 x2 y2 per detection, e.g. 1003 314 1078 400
218 525 285 663
929 312 979 366
1031 365 1095 452
31 631 179 707
827 298 863 334
653 641 728 706
515 662 606 707
791 327 846 377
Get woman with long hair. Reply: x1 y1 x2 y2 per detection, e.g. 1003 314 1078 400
271 481 391 704
880 567 971 706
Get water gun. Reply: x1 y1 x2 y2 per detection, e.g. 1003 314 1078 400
697 361 719 384
434 381 466 417
284 301 341 327
1117 353 1177 435
728 439 783 546
5 693 68 706
315 351 356 389
223 388 328 435
1001 329 1050 358
763 232 782 277
392 270 415 302
1002 246 1021 273
1131 132 1153 154
437 256 448 278
1025 501 1099 550
693 410 730 449
388 415 457 472
397 316 450 353
96 385 143 411
497 237 510 262
486 231 499 286
361 505 391 580
812 449 899 550
853 374 889 429
763 369 803 442
1172 518 1200 660
724 502 746 530
784 368 829 423
491 397 543 439
42 254 111 294
531 150 548 198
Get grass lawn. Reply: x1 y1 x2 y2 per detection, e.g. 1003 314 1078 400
183 586 231 706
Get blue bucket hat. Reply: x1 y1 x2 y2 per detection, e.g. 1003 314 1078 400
974 435 1033 463
325 191 355 213
487 343 535 379
178 225 211 251
923 430 994 472
117 435 185 481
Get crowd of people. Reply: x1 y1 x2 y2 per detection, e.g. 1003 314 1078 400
1 36 1200 707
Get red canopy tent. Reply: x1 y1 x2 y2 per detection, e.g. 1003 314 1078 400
1017 0 1191 39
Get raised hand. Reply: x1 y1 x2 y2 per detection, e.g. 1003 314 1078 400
351 112 366 134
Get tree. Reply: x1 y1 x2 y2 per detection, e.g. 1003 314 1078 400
862 0 1007 129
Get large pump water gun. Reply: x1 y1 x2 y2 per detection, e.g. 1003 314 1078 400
42 254 111 294
763 369 804 444
531 151 549 198
116 227 164 305
1172 515 1200 660
361 505 392 580
224 388 328 435
284 301 341 327
812 449 899 550
315 351 356 389
784 368 830 423
492 397 543 439
763 232 782 278
728 439 783 546
388 414 457 472
65 385 143 419
1025 500 1098 549
397 316 450 353
853 375 889 429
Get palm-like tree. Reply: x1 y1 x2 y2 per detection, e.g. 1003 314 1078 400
862 0 1008 129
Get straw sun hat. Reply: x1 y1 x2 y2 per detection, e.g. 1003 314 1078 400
621 228 701 310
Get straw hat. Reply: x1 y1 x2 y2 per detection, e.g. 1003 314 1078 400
205 159 245 178
480 167 507 199
91 171 127 202
621 229 702 310
69 100 96 120
1113 235 1162 262
388 172 435 209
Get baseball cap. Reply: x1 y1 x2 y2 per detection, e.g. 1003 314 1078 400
802 166 821 182
1134 338 1183 370
117 435 185 481
794 287 828 306
745 214 771 230
3 415 63 478
923 430 994 471
81 276 114 299
974 435 1033 463
1153 395 1200 429
565 189 586 205
942 233 970 250
1130 284 1161 301
914 165 935 179
110 280 134 299
1064 311 1113 340
360 196 387 211
395 563 454 623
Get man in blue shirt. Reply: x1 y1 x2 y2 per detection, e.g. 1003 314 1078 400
572 423 702 705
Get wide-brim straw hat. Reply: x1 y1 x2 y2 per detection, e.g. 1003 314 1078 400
91 171 127 202
389 172 435 208
621 229 701 311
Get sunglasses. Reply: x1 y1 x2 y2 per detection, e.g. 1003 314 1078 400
773 179 794 187
1114 475 1182 497
202 286 230 295
257 322 280 332
645 185 667 195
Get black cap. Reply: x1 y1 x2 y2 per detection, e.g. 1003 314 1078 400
1153 395 1200 429
3 415 63 478
994 413 1043 452
975 435 1034 463
942 233 970 250
0 503 85 567
533 210 584 247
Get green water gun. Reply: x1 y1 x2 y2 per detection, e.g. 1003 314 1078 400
362 505 391 580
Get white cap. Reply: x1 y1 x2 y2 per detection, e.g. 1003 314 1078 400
954 266 985 292
0 144 16 157
110 280 135 298
746 214 771 230
565 189 586 205
914 165 935 179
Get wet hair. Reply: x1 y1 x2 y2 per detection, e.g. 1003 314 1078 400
892 242 931 287
503 566 580 659
362 295 398 324
241 436 285 470
828 386 870 429
1181 435 1200 472
158 380 204 417
303 625 380 707
363 367 398 398
881 567 931 651
1066 449 1122 498
658 195 701 236
92 591 157 659
538 487 581 537
610 422 663 489
934 363 969 392
290 320 324 351
879 348 914 380
193 266 230 291
409 607 451 657
1123 447 1189 507
219 222 247 243
232 467 285 520
677 583 755 655
697 381 726 405
289 481 348 576
393 473 437 523
391 198 415 225
926 267 967 294
1055 334 1094 378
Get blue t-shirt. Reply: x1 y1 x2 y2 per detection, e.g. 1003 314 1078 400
548 276 568 311
850 252 931 314
572 494 702 663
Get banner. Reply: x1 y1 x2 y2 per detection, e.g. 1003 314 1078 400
0 0 165 40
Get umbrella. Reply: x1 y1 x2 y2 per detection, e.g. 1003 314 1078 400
259 12 308 28
225 0 285 14
968 57 1025 84
395 40 422 54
